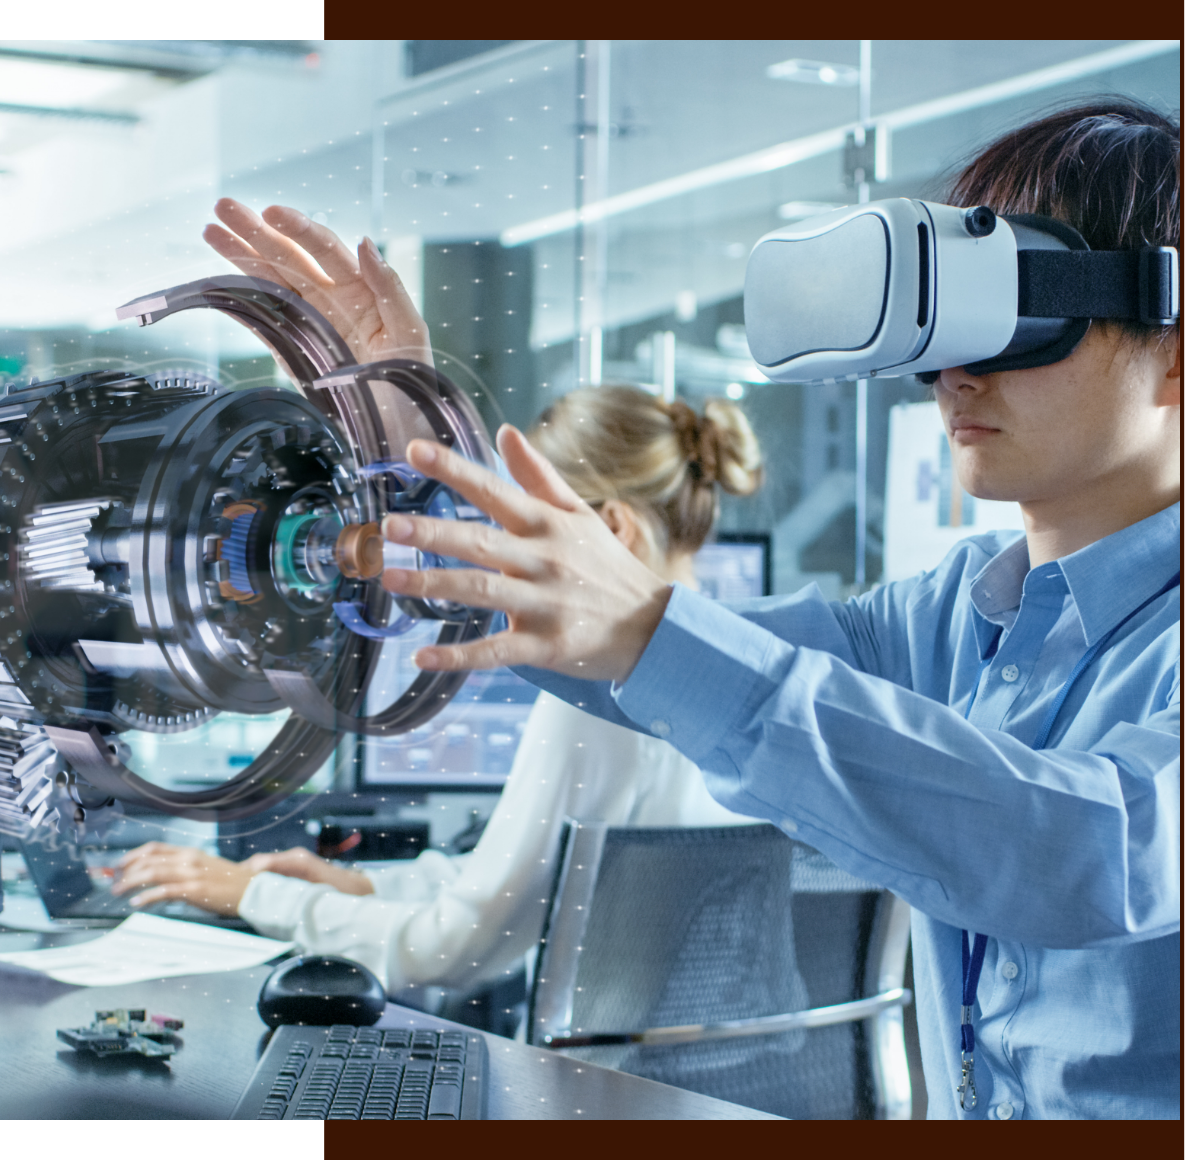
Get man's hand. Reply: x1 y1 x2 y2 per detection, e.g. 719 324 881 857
203 198 431 366
381 426 674 683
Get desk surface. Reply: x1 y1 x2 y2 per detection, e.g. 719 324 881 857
0 930 777 1120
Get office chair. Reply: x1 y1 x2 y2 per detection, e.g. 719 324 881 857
528 822 912 1119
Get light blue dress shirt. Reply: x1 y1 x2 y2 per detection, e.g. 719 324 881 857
519 502 1180 1119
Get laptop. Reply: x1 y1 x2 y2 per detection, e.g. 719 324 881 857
20 834 253 930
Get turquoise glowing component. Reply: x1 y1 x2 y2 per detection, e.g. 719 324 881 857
273 508 344 592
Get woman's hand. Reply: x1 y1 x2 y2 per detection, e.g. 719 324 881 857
241 847 374 897
202 198 431 366
113 842 258 916
381 426 674 683
113 843 375 916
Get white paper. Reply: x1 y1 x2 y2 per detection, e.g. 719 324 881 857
0 912 293 985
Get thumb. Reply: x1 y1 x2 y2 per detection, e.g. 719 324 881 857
496 425 584 512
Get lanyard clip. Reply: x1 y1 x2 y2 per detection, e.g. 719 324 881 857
958 1052 977 1111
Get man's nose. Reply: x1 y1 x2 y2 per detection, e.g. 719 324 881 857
936 366 989 393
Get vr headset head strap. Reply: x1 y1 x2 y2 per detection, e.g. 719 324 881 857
1008 212 1178 324
963 214 1179 376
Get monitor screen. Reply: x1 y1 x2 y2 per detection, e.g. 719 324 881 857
358 531 770 790
693 533 771 600
360 667 539 790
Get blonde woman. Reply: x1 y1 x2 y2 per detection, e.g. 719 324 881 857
115 382 764 1003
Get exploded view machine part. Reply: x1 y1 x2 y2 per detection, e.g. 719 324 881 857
0 277 496 834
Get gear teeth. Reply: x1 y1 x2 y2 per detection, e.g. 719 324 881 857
222 509 259 597
0 718 61 837
142 369 217 395
20 499 110 593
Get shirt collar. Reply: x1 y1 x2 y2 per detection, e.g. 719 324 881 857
1059 501 1181 646
968 536 1030 654
968 502 1180 653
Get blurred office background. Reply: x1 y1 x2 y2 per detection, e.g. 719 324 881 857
0 39 1177 807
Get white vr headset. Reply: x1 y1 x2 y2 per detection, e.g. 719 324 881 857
744 199 1180 384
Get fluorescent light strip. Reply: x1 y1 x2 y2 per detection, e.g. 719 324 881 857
502 125 850 245
766 58 860 86
501 39 1177 246
877 39 1177 131
0 102 138 124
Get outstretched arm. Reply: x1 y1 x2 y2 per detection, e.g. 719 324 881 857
379 438 1182 948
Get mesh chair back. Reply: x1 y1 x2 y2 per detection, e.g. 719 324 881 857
529 822 907 1120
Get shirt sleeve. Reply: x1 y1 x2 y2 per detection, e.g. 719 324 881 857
606 583 1179 951
513 577 918 718
361 853 470 902
512 665 641 730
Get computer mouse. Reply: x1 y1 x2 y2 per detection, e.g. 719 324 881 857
257 955 386 1028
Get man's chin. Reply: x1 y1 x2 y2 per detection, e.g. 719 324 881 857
965 485 1022 503
955 468 1026 505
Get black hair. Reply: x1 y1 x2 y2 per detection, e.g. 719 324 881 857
918 97 1180 385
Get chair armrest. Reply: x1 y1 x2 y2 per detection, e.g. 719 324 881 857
542 986 912 1049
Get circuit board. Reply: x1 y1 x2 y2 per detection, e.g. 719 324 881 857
57 1008 185 1059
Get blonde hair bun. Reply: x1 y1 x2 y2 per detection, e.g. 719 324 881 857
528 384 763 554
666 397 763 497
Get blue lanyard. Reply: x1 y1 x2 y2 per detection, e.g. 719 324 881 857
954 569 1179 1113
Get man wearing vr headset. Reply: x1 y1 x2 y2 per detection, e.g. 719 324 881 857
212 100 1179 1118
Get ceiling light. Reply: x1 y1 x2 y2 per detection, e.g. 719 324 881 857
725 382 745 400
766 58 859 86
778 201 845 220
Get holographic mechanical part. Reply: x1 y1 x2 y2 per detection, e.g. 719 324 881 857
0 718 62 835
0 277 498 834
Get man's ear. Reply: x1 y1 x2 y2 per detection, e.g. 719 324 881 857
598 499 642 552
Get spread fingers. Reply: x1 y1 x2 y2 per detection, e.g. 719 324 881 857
203 222 296 290
403 441 549 536
382 513 537 577
262 204 364 285
213 198 331 292
382 557 528 614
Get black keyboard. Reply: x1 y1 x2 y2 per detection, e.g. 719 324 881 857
231 1023 488 1120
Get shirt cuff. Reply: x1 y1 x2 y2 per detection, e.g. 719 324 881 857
612 583 777 762
238 870 332 941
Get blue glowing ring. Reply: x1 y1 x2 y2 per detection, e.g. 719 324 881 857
332 602 417 640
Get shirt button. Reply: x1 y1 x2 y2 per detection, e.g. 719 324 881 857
649 719 671 739
1001 961 1019 980
996 1101 1015 1120
1001 664 1020 682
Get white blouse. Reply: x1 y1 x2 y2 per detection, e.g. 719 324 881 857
238 691 753 995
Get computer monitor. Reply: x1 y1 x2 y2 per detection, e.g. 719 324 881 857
357 531 771 790
693 532 771 600
360 667 539 791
